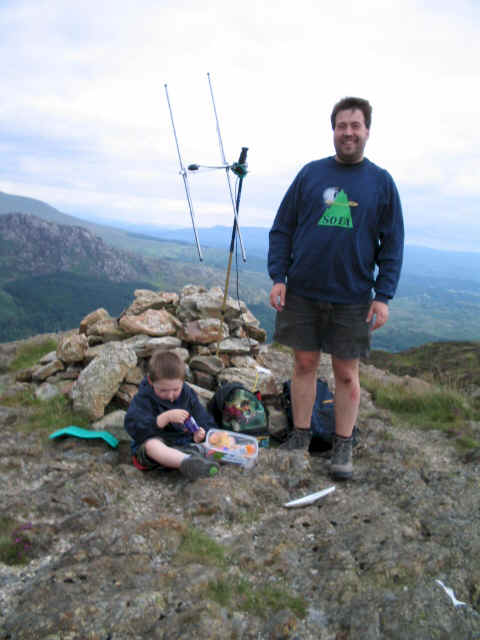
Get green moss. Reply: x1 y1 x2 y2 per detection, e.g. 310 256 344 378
0 517 33 566
367 341 480 392
1 390 90 433
8 338 58 372
270 342 293 354
175 526 307 619
176 527 227 568
207 577 307 619
207 578 233 606
360 375 480 451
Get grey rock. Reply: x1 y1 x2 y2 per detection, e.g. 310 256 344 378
72 343 137 419
189 355 225 375
31 359 64 382
34 382 60 401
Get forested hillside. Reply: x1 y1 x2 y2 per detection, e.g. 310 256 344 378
1 190 479 350
0 211 269 342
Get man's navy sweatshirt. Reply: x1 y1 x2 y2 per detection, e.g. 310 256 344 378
268 156 404 304
124 377 217 452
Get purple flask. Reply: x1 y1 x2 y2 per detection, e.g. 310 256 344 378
184 415 199 433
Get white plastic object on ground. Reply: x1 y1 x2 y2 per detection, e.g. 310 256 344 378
283 486 336 508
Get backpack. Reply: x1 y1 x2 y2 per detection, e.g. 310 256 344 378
207 382 269 437
281 378 358 452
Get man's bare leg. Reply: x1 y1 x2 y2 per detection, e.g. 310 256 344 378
279 350 320 450
291 350 321 429
331 356 360 437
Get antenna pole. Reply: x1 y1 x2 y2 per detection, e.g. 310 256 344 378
216 146 249 357
164 83 203 261
207 72 247 262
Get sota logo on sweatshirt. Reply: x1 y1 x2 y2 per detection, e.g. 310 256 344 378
318 187 358 228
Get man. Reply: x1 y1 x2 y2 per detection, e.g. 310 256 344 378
268 96 404 480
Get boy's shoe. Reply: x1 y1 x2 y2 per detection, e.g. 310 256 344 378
278 428 312 451
329 434 353 480
180 455 219 480
187 443 208 458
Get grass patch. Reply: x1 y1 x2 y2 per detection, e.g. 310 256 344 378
176 527 227 568
1 390 90 433
367 341 480 393
0 517 33 566
270 342 293 354
207 576 307 619
361 375 480 450
175 526 307 619
8 338 57 372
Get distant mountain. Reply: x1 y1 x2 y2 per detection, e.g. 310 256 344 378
0 191 266 270
115 223 271 258
3 190 480 282
0 190 158 256
0 212 153 283
0 212 157 341
0 209 270 342
0 191 78 225
119 222 480 284
1 189 480 350
401 245 480 284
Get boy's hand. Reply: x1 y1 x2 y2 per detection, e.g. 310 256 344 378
193 427 206 443
156 409 189 429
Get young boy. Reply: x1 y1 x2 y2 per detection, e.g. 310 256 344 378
124 350 219 480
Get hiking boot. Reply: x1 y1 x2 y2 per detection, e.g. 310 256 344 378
329 434 353 480
278 428 312 451
180 455 219 480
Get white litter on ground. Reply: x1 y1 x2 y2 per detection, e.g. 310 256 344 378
284 486 336 508
435 580 467 608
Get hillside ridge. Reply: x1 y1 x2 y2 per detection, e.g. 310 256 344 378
0 212 152 283
2 190 480 352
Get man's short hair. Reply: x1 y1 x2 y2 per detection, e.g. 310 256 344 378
148 350 186 382
331 97 372 130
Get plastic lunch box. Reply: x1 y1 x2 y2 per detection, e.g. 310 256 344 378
204 429 259 469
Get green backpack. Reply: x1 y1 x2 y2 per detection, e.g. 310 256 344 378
207 382 268 437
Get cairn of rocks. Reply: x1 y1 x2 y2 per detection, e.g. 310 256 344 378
16 285 334 438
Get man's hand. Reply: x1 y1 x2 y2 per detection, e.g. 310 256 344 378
269 283 286 311
367 300 389 331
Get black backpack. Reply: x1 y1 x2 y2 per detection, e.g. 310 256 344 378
281 378 358 452
207 382 269 437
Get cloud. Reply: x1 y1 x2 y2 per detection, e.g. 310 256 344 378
1 0 479 251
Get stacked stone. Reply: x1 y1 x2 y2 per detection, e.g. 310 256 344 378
23 285 283 421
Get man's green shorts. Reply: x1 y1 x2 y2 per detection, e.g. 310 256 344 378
273 292 372 359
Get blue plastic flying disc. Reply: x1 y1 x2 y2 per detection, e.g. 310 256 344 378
49 426 119 448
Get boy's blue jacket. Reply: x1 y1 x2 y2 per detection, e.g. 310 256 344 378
124 377 218 452
268 157 404 304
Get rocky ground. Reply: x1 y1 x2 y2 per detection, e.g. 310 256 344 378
1 289 480 639
1 375 479 639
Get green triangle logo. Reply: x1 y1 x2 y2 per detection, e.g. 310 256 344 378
318 189 353 228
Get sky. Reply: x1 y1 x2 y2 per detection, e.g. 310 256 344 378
1 0 479 252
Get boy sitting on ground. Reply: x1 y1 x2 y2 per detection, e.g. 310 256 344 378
124 350 219 480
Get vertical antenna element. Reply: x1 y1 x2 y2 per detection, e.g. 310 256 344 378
207 72 247 262
164 83 203 261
